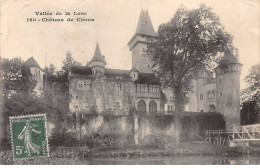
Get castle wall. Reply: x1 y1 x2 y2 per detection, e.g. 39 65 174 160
69 76 136 115
30 67 43 95
76 114 175 145
131 41 153 73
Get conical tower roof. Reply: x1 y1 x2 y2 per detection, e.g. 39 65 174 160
24 56 42 70
90 42 106 64
220 52 238 65
135 9 156 36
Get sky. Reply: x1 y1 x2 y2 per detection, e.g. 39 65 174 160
1 0 259 89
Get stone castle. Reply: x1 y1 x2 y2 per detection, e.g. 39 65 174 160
25 9 242 141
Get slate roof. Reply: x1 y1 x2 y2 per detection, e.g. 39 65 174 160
135 10 157 37
135 73 160 85
70 66 92 75
219 52 238 65
130 67 139 72
24 57 42 70
70 66 161 85
90 42 106 64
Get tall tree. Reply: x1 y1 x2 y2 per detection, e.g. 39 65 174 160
241 64 260 125
241 64 260 103
146 5 235 143
43 63 56 76
62 50 81 72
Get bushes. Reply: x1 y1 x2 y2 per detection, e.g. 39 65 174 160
140 134 175 147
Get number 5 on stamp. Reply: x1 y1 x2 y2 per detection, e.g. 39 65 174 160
10 114 49 159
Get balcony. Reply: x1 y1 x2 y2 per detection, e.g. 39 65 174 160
136 91 160 98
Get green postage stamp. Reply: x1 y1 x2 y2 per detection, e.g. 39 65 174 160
9 114 49 160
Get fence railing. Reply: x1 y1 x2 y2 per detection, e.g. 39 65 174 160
205 124 260 141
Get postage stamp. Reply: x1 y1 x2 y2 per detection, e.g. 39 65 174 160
9 114 49 160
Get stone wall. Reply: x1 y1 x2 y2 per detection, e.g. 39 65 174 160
75 113 175 146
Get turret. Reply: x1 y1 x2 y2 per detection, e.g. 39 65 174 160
24 56 43 95
215 52 242 127
129 67 139 81
90 42 106 77
128 9 157 73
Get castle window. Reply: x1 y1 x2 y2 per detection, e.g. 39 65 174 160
207 91 215 99
219 79 222 83
113 102 120 111
77 81 84 89
148 65 150 68
219 92 223 96
76 96 78 99
149 85 159 93
149 85 153 92
116 76 122 80
141 84 148 92
116 83 122 91
83 81 90 89
200 94 203 100
166 104 173 112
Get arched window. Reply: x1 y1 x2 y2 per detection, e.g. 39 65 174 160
138 100 146 115
149 101 157 115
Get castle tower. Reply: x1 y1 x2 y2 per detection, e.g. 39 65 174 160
90 42 106 77
215 52 242 127
24 56 43 95
128 9 157 73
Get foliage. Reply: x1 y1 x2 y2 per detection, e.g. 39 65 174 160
146 4 235 142
0 58 37 96
241 64 260 103
241 64 260 125
43 64 56 76
62 50 81 72
0 57 71 149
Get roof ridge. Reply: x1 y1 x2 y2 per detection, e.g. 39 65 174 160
135 9 156 36
24 57 42 70
90 42 106 63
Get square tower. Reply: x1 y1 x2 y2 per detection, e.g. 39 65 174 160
128 10 157 73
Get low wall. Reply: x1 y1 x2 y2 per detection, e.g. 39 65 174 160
70 112 225 147
76 113 175 146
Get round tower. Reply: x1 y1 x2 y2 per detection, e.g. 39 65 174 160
90 42 106 77
215 52 242 127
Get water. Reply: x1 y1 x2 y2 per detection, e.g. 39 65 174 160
86 155 260 165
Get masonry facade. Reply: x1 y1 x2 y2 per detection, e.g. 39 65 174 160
67 10 241 127
22 10 242 144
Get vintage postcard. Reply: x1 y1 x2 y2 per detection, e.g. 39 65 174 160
0 0 259 165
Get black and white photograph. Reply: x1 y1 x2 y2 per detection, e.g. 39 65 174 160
0 0 259 165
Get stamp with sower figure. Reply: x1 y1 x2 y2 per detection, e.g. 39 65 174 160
9 114 49 160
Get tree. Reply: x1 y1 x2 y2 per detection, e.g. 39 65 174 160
62 50 81 72
146 5 235 143
0 57 38 149
43 64 56 76
241 64 260 125
0 58 36 97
